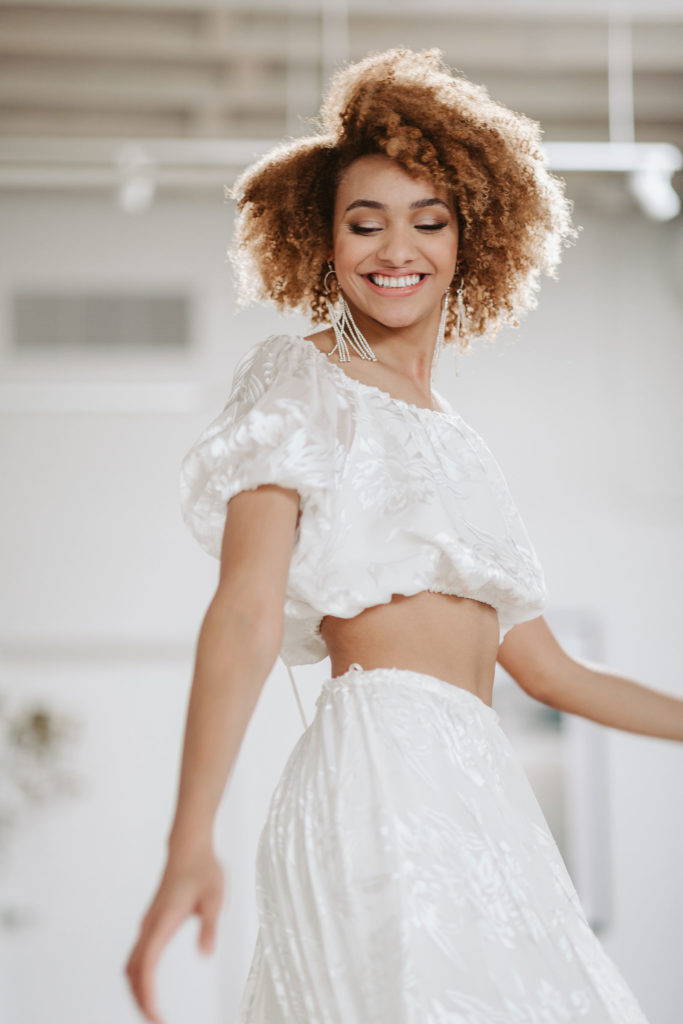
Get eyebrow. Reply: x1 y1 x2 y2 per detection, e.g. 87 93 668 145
344 198 451 214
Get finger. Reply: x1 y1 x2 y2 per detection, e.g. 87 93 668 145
197 894 222 954
134 908 186 1020
197 911 217 954
134 958 167 1024
126 953 163 1024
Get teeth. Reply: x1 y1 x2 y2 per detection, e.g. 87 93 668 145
368 273 422 289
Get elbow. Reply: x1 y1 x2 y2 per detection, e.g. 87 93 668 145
521 653 577 710
204 588 285 667
511 668 555 707
523 676 559 709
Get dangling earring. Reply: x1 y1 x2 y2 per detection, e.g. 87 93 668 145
322 260 378 362
431 290 448 383
453 276 467 378
454 276 466 341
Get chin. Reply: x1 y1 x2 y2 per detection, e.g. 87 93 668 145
364 306 431 331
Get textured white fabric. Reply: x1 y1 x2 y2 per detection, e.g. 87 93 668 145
237 666 651 1023
180 336 650 1021
179 332 547 665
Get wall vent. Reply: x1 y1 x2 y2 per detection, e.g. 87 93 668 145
12 291 190 351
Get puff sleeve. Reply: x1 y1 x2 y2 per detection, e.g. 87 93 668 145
179 333 337 559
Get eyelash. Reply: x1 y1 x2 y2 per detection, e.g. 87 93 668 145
350 223 448 235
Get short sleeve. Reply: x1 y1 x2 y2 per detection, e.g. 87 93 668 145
179 334 337 559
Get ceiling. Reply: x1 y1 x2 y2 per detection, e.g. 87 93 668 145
1 0 682 206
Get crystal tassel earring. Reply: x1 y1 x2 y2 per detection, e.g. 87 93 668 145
452 276 467 378
323 261 378 362
430 290 448 383
323 261 458 370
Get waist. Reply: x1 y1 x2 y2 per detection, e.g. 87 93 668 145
319 590 500 707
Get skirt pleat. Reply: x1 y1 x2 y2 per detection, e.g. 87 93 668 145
237 666 651 1024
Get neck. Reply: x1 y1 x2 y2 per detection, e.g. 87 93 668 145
344 297 442 388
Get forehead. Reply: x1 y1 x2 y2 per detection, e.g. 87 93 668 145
335 154 450 208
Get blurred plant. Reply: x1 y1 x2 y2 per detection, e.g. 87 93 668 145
0 691 83 930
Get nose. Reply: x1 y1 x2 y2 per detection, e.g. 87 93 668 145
375 226 418 266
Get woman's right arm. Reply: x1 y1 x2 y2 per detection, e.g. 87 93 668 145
124 482 301 1024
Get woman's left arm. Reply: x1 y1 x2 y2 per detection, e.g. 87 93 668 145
497 616 683 742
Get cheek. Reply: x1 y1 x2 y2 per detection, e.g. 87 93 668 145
334 231 372 273
433 233 458 271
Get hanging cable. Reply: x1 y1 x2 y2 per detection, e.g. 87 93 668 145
283 658 308 730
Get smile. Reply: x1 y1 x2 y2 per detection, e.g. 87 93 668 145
362 273 429 296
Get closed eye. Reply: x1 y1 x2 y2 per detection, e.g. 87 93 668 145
350 223 448 235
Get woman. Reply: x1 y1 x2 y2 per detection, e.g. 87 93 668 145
125 48 681 1023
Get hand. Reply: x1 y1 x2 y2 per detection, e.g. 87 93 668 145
124 847 226 1023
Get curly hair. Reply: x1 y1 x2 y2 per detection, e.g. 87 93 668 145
226 47 579 351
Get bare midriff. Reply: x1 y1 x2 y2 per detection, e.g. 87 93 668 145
319 590 500 708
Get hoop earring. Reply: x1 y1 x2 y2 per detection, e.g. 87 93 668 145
322 260 378 362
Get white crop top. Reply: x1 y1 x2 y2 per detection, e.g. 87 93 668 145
180 331 547 694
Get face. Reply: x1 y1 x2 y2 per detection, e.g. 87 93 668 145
329 153 459 337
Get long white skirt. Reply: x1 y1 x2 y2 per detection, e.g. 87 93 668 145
237 665 651 1023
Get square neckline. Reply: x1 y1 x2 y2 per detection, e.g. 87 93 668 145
293 333 458 423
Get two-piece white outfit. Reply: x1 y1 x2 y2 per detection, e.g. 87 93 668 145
179 332 651 1023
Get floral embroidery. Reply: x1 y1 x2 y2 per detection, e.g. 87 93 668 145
236 668 651 1023
180 332 547 666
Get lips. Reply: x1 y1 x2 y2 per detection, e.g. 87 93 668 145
362 272 430 296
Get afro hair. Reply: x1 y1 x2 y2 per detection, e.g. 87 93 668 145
226 47 579 350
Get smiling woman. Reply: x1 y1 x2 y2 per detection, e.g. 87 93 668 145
227 46 578 349
122 46 672 1024
343 191 454 286
327 154 459 336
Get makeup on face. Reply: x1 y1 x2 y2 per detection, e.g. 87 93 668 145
342 202 452 297
331 156 459 316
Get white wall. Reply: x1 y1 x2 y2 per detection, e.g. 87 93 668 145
1 187 681 1023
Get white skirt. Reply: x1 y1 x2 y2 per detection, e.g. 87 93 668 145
237 665 651 1023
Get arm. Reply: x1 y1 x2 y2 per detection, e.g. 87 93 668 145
497 615 683 742
125 482 301 1023
166 483 299 859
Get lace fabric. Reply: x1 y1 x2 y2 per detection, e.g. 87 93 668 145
237 666 652 1023
179 332 548 675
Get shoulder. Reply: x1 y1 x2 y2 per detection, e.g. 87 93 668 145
302 328 335 358
226 333 299 399
239 331 331 371
225 331 335 412
235 332 295 374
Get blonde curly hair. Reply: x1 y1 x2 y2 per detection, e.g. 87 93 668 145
227 47 579 350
